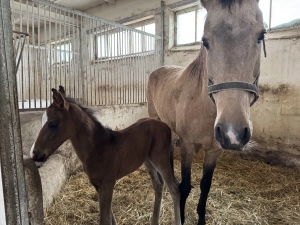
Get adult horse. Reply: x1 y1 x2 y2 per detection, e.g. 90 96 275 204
147 0 266 224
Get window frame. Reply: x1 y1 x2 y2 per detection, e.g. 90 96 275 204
94 18 156 61
174 5 203 47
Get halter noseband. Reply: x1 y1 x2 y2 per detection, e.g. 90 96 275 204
207 39 266 107
207 75 259 107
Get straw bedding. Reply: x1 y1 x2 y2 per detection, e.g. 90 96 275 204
45 148 300 225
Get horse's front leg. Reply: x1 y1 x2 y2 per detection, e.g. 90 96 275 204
179 142 195 224
98 182 116 225
197 149 222 225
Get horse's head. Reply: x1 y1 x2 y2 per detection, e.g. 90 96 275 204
31 86 71 162
201 0 265 150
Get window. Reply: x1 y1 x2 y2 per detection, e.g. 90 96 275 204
175 7 206 46
95 21 156 59
259 0 300 29
54 42 72 63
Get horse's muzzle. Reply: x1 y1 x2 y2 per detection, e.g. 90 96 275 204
214 124 251 150
32 152 48 162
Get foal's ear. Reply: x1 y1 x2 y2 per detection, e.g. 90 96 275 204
58 85 66 98
52 88 69 110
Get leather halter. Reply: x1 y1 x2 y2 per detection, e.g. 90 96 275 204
207 39 266 107
207 75 259 107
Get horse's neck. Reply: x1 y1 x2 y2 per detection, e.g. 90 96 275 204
68 106 109 162
178 47 208 93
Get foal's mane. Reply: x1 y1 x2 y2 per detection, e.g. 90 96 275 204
66 97 111 132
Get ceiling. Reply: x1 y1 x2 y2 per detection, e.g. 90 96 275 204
49 0 115 11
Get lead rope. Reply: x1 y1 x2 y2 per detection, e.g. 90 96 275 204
263 39 267 58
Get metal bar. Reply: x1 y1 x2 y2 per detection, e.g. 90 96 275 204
269 0 272 29
0 0 29 224
30 0 161 39
44 1 48 107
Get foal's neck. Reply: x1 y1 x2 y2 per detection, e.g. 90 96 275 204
68 104 110 162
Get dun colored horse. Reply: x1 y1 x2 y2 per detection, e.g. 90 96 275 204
31 86 181 225
147 0 266 224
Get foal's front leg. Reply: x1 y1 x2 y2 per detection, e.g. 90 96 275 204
98 182 116 225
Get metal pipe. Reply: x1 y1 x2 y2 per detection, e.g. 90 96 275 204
0 0 29 224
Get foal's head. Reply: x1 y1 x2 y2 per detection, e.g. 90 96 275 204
201 0 265 150
31 87 73 162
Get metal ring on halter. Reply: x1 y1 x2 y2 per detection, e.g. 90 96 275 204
207 75 260 107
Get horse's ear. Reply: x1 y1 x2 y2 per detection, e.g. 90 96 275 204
52 88 69 110
58 85 66 98
200 0 210 9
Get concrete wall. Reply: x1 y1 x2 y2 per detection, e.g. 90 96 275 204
251 34 300 156
85 0 300 157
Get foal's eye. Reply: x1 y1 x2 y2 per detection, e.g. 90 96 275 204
202 38 209 49
48 121 59 129
257 31 266 43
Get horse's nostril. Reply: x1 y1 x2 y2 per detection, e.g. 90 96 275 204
242 127 248 139
241 127 251 144
214 125 223 142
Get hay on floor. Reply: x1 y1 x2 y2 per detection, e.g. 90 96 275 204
45 148 300 225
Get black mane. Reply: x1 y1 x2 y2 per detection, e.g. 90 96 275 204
66 97 112 132
219 0 243 9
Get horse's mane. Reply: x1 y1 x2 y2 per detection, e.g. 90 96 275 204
66 97 112 132
189 44 206 85
219 0 243 9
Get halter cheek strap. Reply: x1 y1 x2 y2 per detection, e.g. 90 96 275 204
207 74 260 107
207 40 266 107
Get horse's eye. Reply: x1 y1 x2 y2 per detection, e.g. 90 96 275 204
257 31 266 43
202 38 209 49
48 121 59 129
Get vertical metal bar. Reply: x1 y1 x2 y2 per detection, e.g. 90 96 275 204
64 10 67 88
105 24 108 105
116 28 120 104
59 8 62 85
269 0 272 29
96 21 100 105
120 29 124 104
0 0 29 224
86 18 90 105
44 2 48 107
49 4 52 103
32 1 36 108
161 1 165 66
79 16 86 105
26 0 30 109
19 0 24 109
54 8 58 89
109 25 113 105
68 12 71 98
38 2 42 108
93 19 97 105
72 12 76 100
